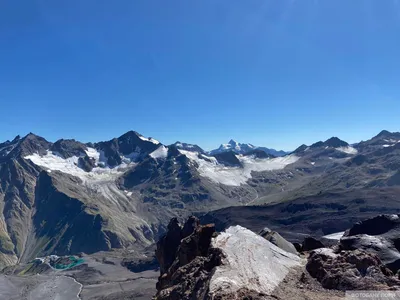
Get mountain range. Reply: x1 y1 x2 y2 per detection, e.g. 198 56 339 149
0 129 400 271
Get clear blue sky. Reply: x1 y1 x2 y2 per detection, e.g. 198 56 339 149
1 0 399 151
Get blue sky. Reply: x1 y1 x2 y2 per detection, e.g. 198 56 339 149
1 0 399 151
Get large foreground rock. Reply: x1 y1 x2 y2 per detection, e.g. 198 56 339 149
209 226 301 298
307 248 400 290
340 214 400 272
155 217 301 299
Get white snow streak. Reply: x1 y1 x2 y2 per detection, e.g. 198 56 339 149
150 145 168 159
138 134 160 145
179 150 299 186
322 231 345 240
382 140 400 148
336 146 358 155
210 226 301 297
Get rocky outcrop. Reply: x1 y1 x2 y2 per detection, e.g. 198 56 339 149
259 227 298 255
155 216 222 300
50 139 88 158
155 218 302 300
307 248 400 290
340 214 400 273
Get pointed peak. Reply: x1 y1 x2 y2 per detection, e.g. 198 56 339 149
376 130 391 138
228 139 238 145
119 130 141 138
12 135 21 143
324 137 348 147
293 144 308 153
23 132 44 140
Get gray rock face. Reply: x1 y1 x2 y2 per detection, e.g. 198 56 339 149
212 151 243 167
259 227 298 255
50 139 88 159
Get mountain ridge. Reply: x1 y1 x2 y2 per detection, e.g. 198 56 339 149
0 128 399 270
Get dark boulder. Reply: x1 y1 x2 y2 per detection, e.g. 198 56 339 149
345 214 400 236
293 242 303 253
302 237 325 251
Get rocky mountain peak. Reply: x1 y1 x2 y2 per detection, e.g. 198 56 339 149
212 151 242 167
13 133 51 157
228 139 239 146
50 139 88 159
11 135 21 143
324 137 349 148
376 130 392 138
172 141 204 153
293 144 308 153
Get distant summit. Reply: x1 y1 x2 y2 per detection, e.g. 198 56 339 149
210 140 287 157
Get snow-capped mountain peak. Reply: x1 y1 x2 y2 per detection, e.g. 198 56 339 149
212 140 256 155
210 140 286 157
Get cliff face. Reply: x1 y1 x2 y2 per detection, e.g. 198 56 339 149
155 216 222 300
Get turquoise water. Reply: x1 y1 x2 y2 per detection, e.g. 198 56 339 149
53 256 84 270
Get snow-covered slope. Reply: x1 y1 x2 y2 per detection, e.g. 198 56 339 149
25 148 133 183
179 150 299 186
210 226 301 297
150 145 168 159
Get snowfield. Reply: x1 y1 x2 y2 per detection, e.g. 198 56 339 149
210 226 301 296
179 150 299 186
150 145 168 159
24 148 133 183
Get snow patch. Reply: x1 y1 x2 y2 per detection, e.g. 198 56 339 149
323 231 345 240
85 147 100 161
210 226 301 296
336 146 358 155
179 150 299 186
25 151 133 183
138 134 160 145
382 140 400 148
150 145 168 159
